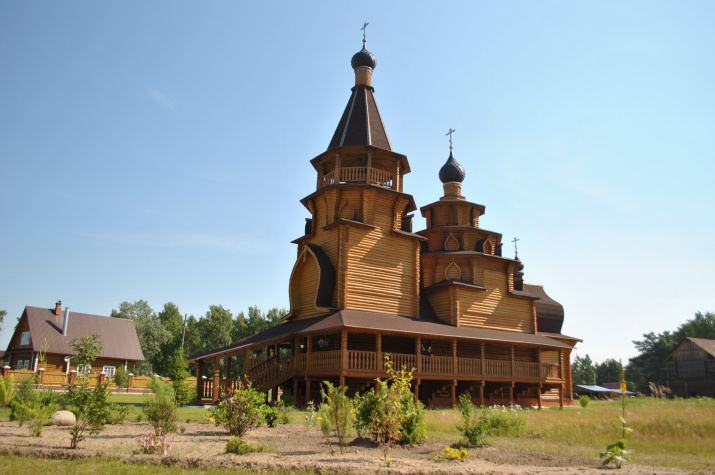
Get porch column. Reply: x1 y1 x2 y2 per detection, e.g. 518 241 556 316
538 347 543 379
559 384 564 410
335 152 341 183
376 333 382 371
510 344 515 377
479 381 485 406
415 336 422 373
452 339 458 376
366 151 372 185
293 378 299 402
480 342 485 376
341 329 348 371
414 378 420 400
392 160 398 190
509 382 514 406
196 361 204 400
537 383 542 410
305 379 311 405
212 357 220 403
306 335 313 371
451 379 457 407
558 349 564 379
225 355 232 381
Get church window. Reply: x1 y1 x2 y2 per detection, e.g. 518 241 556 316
20 331 30 345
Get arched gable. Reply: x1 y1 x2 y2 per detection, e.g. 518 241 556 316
286 243 336 320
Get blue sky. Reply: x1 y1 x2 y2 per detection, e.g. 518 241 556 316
1 1 713 364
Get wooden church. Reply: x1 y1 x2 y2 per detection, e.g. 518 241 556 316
190 38 580 408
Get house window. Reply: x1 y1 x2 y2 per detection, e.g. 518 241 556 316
77 364 92 374
20 331 30 345
16 359 30 370
103 366 116 376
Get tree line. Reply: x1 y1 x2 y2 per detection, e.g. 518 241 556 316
572 311 715 394
110 300 286 377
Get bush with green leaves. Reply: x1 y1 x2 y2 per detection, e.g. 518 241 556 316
167 348 194 406
579 395 590 408
207 380 265 437
479 404 526 437
10 375 36 426
59 334 113 449
0 374 15 407
108 403 131 424
226 437 266 455
319 381 354 455
354 356 426 461
280 394 296 407
114 366 130 392
143 377 178 436
456 393 485 446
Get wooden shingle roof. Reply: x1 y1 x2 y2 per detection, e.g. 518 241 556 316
665 337 715 361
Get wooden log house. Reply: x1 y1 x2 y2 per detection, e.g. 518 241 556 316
189 39 581 407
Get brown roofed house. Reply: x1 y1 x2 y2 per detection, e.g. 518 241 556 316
3 301 144 381
189 38 581 408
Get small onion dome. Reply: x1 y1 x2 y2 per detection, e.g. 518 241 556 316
351 45 377 70
515 256 525 271
439 150 466 184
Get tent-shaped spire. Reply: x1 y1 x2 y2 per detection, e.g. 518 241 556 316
327 41 392 151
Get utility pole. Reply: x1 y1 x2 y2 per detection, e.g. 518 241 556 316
181 313 187 351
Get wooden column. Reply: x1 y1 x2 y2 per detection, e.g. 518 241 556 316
479 381 485 406
537 347 542 379
293 378 299 402
366 151 372 185
414 378 420 400
305 379 311 405
559 384 564 410
537 384 542 410
244 349 250 374
376 333 382 371
510 344 515 377
392 160 398 190
509 382 514 406
225 356 232 381
451 379 457 407
341 329 348 371
196 361 204 400
335 152 341 184
415 336 422 373
558 349 564 379
452 339 458 376
480 342 485 376
306 335 313 371
212 357 220 403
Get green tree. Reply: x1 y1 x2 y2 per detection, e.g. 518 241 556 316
0 309 6 331
572 354 596 385
155 302 184 375
111 300 170 375
595 359 623 386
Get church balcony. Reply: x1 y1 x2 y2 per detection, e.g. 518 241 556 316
320 167 394 190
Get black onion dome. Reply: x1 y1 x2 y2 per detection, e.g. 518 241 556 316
351 46 377 70
515 257 525 271
439 151 466 183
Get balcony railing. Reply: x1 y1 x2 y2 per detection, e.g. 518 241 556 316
321 167 393 189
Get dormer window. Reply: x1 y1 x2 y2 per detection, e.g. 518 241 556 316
20 331 30 345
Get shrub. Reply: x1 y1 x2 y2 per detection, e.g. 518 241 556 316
353 356 426 449
10 375 37 426
114 366 130 392
479 405 526 437
225 437 267 455
143 378 178 436
319 381 354 455
456 393 485 446
207 379 265 437
167 348 194 406
59 334 113 448
13 398 56 437
281 394 296 407
579 395 590 408
0 374 15 407
135 434 171 456
439 446 469 461
264 405 280 428
304 400 317 426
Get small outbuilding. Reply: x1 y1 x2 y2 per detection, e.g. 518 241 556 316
665 337 715 398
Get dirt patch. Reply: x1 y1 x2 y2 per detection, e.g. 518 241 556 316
0 420 704 474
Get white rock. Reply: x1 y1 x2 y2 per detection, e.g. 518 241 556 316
51 410 76 426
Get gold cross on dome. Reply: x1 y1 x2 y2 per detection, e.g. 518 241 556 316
512 237 520 257
362 22 369 43
446 128 456 149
